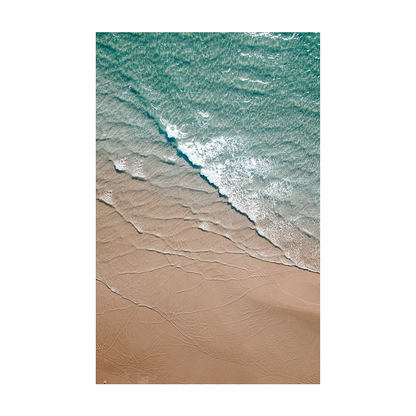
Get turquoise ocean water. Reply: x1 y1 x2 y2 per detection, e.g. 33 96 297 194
96 32 320 272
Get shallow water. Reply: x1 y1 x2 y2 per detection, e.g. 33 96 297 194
96 32 320 271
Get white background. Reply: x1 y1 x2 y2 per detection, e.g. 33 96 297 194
77 13 339 403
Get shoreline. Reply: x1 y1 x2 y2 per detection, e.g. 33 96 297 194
96 189 320 383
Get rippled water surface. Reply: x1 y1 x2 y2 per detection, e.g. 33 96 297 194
96 32 320 271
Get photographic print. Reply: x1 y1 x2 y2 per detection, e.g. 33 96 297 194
96 32 320 384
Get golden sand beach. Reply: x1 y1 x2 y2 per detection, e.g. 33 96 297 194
96 154 319 383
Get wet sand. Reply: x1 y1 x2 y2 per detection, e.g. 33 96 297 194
96 154 320 384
